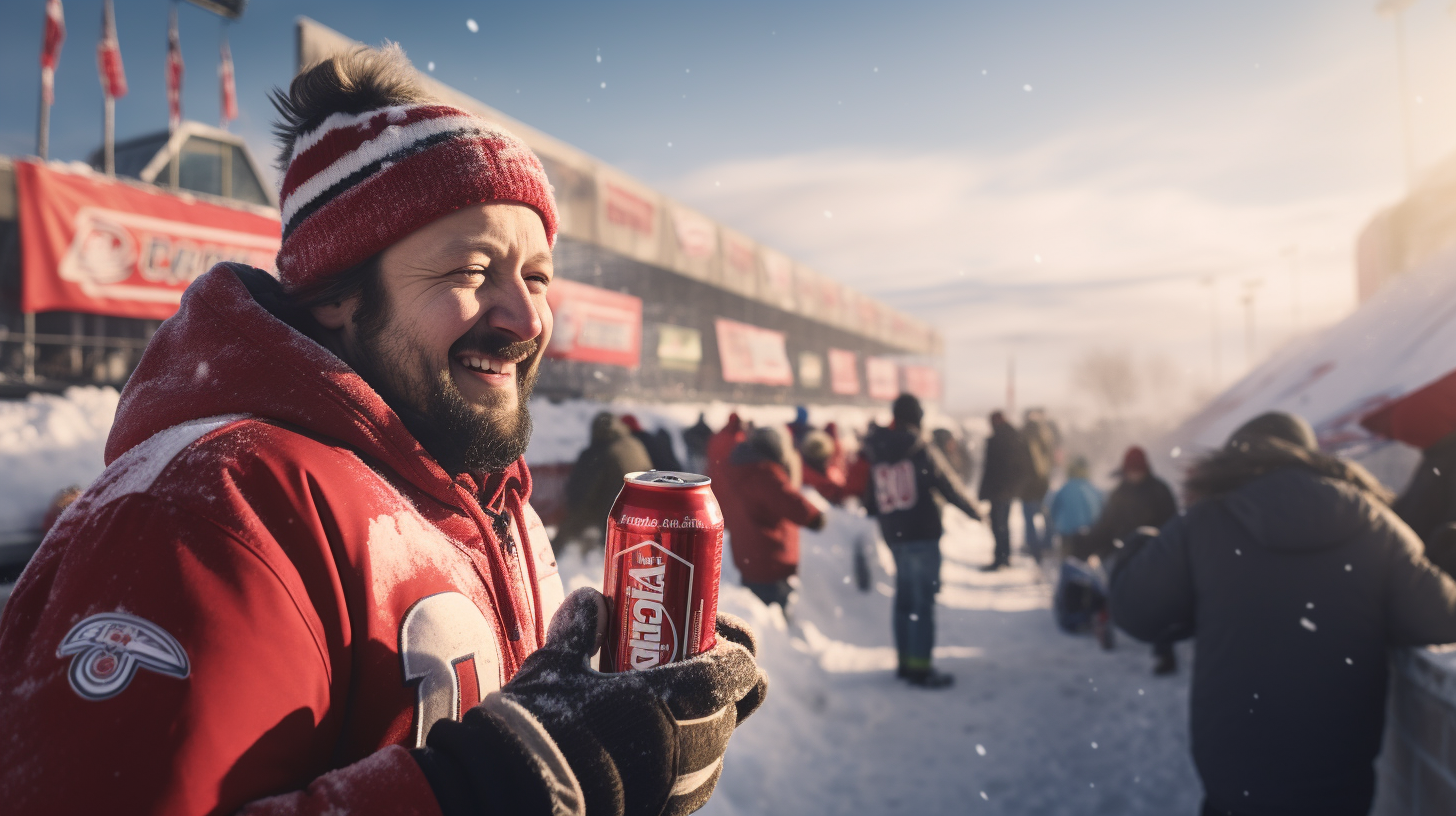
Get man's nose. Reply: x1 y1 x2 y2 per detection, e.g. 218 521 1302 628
481 274 543 342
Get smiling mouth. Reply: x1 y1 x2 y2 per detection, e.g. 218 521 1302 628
456 354 524 376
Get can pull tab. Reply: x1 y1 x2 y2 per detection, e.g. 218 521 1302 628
652 474 687 484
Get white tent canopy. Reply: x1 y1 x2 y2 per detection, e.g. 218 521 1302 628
1159 244 1456 489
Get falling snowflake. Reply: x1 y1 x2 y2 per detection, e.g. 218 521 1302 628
976 744 986 756
909 613 919 621
980 792 989 801
466 18 478 33
427 61 436 72
842 576 851 584
1171 446 1182 458
596 53 602 63
600 82 606 89
1034 254 1042 263
824 210 833 219
1300 617 1317 632
1235 549 1242 555
1345 564 1352 571
1091 742 1098 749
1138 689 1145 695
667 142 673 147
1023 84 1033 92
1346 657 1354 665
1306 602 1314 609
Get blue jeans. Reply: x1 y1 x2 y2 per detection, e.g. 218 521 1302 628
989 500 1013 566
1021 497 1044 556
891 540 941 667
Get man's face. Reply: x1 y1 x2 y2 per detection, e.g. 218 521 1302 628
315 202 553 474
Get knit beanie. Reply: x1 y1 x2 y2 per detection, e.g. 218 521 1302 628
275 103 558 292
892 394 924 428
1227 411 1318 452
1121 446 1150 477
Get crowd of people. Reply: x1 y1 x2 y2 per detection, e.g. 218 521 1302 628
553 397 1456 815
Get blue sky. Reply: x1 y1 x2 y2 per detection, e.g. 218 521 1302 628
3 1 1454 415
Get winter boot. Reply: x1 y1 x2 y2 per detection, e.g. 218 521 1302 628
904 667 955 689
1093 609 1115 650
1152 644 1177 676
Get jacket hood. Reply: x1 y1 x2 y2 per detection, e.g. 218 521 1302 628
864 424 923 462
730 426 788 468
590 412 631 445
107 263 527 510
1189 439 1390 553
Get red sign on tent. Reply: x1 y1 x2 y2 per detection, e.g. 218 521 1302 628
715 318 793 386
545 278 643 369
16 160 280 319
828 348 860 395
865 356 899 401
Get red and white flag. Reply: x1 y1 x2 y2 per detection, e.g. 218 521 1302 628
165 6 183 130
96 0 126 99
39 0 65 105
219 36 237 127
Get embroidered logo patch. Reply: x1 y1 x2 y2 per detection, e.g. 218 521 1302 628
56 613 190 701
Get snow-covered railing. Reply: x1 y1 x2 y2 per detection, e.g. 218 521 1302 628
1375 647 1456 815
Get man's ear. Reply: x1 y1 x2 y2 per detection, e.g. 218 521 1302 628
311 298 356 332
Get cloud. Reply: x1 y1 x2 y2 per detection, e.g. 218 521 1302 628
660 112 1390 413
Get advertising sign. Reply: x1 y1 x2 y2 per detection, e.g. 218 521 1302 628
546 278 643 369
866 356 900 401
827 348 860 395
16 160 280 319
798 352 824 389
715 318 793 386
902 365 942 402
656 324 702 372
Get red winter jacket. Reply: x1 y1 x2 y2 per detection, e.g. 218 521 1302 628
720 455 823 584
0 264 564 816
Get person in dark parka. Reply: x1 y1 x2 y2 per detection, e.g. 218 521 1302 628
620 413 682 473
1071 445 1179 670
978 411 1034 571
553 412 654 551
863 394 983 687
1110 412 1456 816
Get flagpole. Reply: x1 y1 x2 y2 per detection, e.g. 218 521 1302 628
103 94 115 176
36 84 50 160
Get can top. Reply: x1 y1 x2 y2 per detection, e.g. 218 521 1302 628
624 471 711 488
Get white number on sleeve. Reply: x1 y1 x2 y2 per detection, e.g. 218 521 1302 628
399 592 503 748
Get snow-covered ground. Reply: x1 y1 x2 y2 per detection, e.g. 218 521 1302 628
558 506 1204 815
0 387 120 535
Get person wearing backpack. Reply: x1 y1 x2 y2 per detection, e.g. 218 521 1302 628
861 394 983 688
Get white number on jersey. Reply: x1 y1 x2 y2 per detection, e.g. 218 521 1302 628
400 592 503 748
872 460 918 513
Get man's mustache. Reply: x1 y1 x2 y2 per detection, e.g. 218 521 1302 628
451 332 540 367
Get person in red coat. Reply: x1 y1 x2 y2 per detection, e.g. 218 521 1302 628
706 412 746 480
721 426 825 620
0 45 764 816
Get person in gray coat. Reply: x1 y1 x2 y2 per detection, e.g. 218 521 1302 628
554 412 653 551
1110 412 1456 816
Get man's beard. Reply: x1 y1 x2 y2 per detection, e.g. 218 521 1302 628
348 290 539 476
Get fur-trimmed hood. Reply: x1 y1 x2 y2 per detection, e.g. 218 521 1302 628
1185 438 1395 554
1185 438 1392 506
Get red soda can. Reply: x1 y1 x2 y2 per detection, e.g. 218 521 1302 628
601 471 724 672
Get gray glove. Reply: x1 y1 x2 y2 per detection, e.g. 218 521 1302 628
415 588 768 816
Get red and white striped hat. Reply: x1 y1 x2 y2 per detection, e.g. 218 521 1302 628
275 103 558 292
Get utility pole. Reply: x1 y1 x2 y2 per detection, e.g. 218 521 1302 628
1377 0 1419 186
1200 275 1221 387
1006 354 1016 416
1241 279 1263 370
1281 245 1302 338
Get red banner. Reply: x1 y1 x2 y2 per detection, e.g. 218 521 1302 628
545 278 642 368
17 161 280 319
902 365 942 402
828 348 860 395
866 356 899 401
715 318 793 386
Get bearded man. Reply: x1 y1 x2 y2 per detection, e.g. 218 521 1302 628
0 46 764 816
